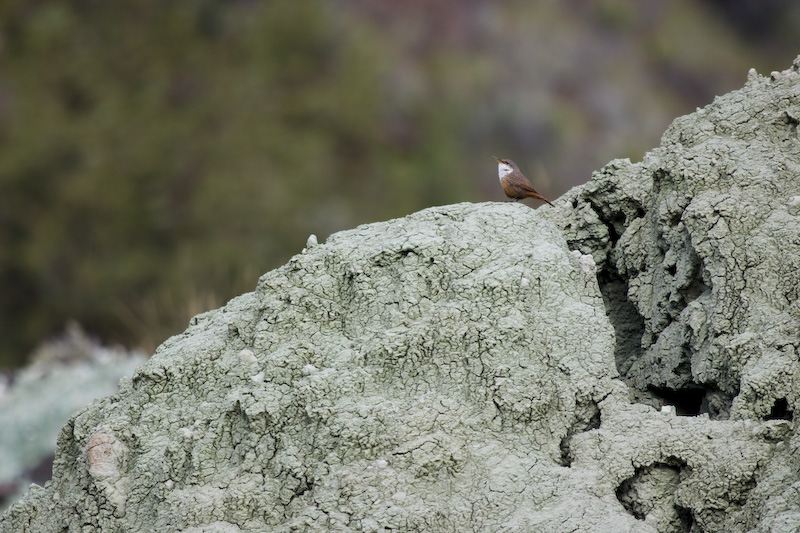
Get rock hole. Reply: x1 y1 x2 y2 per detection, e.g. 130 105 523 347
766 397 793 421
606 214 624 245
648 386 707 416
616 460 693 532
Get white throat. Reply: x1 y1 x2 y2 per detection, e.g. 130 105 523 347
497 162 514 181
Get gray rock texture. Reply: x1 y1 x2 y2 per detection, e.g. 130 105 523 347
3 58 800 532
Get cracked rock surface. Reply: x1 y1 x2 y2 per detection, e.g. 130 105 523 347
3 58 800 532
2 203 637 532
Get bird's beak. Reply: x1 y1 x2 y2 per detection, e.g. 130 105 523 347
492 156 502 163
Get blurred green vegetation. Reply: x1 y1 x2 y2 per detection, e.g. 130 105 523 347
1 0 798 366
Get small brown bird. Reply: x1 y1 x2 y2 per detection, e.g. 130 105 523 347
494 156 554 207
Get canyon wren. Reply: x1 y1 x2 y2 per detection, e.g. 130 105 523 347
494 156 555 207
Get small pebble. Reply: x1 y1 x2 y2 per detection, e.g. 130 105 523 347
788 196 800 216
238 349 257 365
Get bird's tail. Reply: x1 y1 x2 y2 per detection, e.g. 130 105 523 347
528 191 555 207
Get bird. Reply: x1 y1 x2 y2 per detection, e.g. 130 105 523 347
494 156 555 207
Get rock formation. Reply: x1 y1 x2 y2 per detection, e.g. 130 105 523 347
3 58 800 532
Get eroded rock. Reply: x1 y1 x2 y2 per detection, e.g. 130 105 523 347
548 57 800 425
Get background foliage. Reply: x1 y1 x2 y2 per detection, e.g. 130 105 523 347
1 0 799 366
